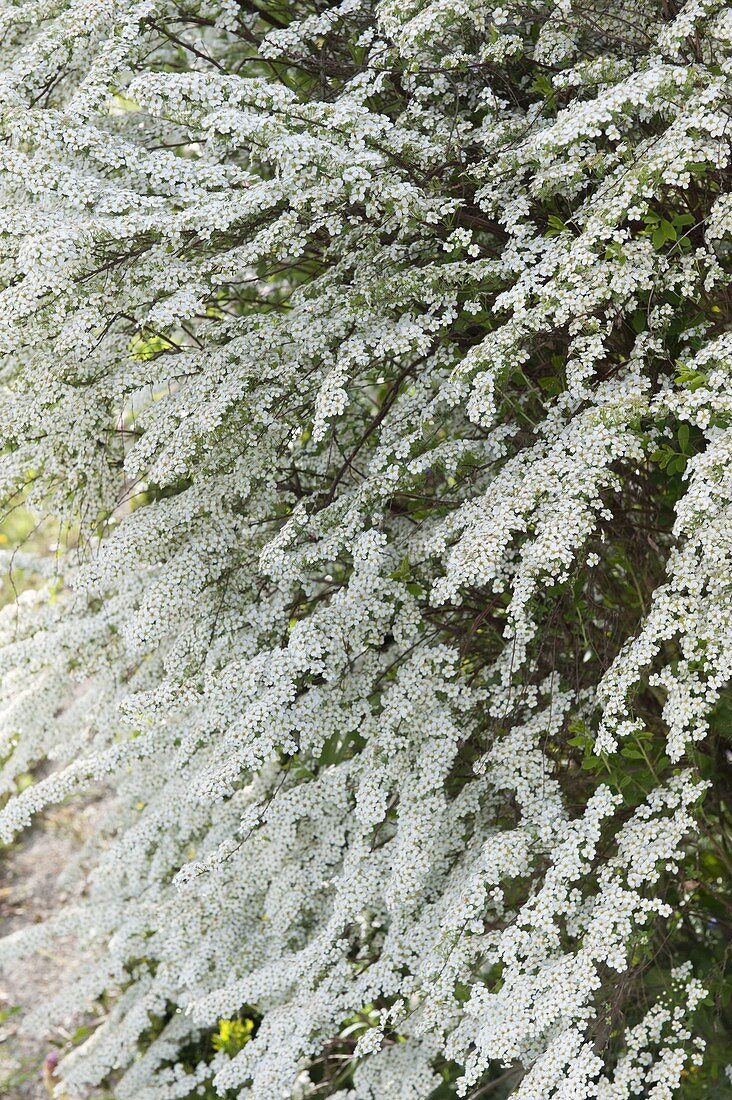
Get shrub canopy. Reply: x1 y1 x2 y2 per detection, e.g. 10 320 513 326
1 0 732 1097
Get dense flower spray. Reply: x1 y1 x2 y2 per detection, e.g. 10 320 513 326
1 0 732 1096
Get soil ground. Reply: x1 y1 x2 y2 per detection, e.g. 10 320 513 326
0 803 99 1099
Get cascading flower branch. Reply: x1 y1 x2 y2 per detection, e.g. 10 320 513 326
1 0 732 1096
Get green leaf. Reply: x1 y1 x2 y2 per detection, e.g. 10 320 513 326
631 309 647 334
212 1017 254 1056
546 214 568 235
538 375 563 395
651 446 672 469
673 212 694 229
675 367 707 392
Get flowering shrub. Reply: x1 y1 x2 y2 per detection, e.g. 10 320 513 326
1 0 732 1096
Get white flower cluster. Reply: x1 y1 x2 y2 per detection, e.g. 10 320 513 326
0 0 728 1097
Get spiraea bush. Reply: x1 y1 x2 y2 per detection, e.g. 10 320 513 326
1 0 732 1096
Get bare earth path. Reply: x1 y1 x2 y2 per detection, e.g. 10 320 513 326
0 804 99 1099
